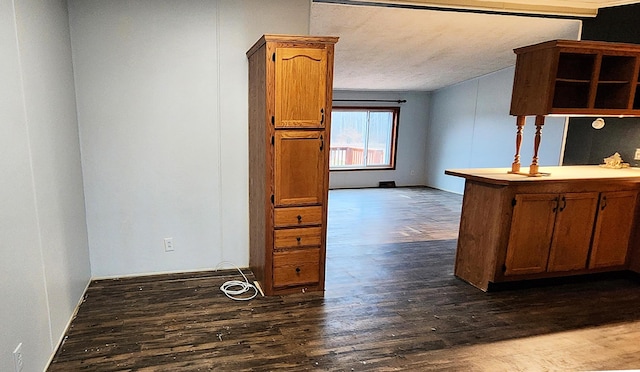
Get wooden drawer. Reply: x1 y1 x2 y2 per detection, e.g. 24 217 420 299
273 248 320 287
274 227 322 249
274 206 322 227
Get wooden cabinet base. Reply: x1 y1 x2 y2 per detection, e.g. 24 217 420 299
447 166 640 291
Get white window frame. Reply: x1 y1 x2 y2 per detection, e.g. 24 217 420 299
329 107 399 171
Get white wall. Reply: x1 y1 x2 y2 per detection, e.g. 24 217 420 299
0 2 51 370
69 0 311 277
329 90 430 188
217 0 310 270
1 0 90 371
425 67 567 194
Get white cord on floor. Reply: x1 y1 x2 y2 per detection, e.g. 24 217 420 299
214 262 258 301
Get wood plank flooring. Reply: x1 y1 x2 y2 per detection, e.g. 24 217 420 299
48 187 640 371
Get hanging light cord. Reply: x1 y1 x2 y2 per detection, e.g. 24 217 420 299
214 262 259 301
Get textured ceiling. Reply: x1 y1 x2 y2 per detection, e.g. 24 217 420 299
310 2 583 91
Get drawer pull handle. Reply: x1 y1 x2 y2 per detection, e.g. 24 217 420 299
297 215 302 223
296 237 301 243
295 267 301 273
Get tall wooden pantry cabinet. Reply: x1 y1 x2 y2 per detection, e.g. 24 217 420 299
247 35 338 296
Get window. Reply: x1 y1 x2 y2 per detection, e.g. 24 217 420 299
329 107 399 170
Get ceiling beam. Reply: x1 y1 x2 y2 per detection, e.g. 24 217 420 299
314 0 599 17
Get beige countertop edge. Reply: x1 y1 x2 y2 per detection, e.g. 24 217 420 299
445 165 640 185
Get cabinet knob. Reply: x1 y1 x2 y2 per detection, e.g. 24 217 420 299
297 215 302 223
320 108 325 125
295 267 301 273
296 237 301 243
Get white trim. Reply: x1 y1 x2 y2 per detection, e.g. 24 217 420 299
90 267 243 281
599 0 640 9
44 279 91 370
558 116 570 165
214 0 224 265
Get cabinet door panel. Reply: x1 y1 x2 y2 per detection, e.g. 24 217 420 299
274 131 325 206
505 194 557 276
547 192 598 272
590 191 638 269
275 47 327 128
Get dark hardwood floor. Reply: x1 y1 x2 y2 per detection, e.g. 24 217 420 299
49 187 640 371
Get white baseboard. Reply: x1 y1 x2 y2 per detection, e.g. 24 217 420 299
44 279 91 371
90 267 221 281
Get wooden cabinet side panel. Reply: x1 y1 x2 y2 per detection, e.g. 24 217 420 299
590 190 638 269
510 48 556 116
547 192 599 272
319 43 334 293
248 45 270 289
454 181 511 291
628 192 640 273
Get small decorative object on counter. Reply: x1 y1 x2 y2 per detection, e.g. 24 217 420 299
600 152 630 169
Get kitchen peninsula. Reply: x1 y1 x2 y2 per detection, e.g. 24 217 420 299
446 166 640 291
446 39 640 290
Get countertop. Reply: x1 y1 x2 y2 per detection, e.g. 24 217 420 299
445 165 640 186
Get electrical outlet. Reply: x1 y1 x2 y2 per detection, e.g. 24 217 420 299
13 343 23 372
163 237 174 252
634 148 640 161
